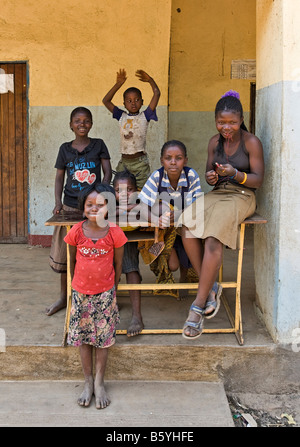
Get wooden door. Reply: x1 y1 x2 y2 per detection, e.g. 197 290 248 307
0 63 28 243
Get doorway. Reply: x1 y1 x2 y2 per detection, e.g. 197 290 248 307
0 62 28 243
249 82 256 134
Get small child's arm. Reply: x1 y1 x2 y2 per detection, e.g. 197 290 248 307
135 70 160 111
113 246 124 290
102 69 127 113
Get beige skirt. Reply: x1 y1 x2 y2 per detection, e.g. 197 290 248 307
177 182 256 250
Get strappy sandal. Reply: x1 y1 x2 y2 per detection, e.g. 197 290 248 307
182 304 205 339
204 284 222 319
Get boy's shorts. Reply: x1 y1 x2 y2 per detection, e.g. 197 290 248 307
122 242 141 278
116 154 150 190
49 205 79 274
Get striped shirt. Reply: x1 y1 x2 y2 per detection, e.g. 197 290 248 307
138 167 202 210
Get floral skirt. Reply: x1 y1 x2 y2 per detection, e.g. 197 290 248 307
67 286 120 348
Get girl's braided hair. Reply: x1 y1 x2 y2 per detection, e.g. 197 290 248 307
112 169 137 189
161 140 187 157
215 91 248 155
70 107 93 122
77 182 115 213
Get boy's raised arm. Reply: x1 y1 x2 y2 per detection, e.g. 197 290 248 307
136 70 160 111
102 69 127 113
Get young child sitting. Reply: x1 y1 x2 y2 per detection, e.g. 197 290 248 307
113 169 144 337
102 68 160 189
139 140 221 305
138 140 201 290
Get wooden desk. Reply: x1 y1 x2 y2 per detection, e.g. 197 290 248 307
45 211 267 345
116 213 267 344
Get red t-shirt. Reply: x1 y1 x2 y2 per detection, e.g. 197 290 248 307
64 221 127 295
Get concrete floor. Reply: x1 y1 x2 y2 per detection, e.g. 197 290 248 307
0 227 272 348
0 227 299 427
0 380 234 427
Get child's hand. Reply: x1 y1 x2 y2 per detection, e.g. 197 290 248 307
205 170 218 185
135 70 151 83
117 205 128 215
116 69 127 85
53 204 63 215
215 163 233 177
159 211 174 228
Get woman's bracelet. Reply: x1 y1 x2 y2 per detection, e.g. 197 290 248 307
239 172 247 184
229 168 238 180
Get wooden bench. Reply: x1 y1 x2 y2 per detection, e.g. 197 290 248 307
45 211 266 345
117 212 267 345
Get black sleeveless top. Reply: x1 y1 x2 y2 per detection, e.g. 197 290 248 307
213 132 250 187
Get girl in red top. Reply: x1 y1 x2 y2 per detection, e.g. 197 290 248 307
64 183 127 409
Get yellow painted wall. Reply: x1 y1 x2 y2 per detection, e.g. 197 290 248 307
256 0 283 90
168 0 256 192
0 0 257 230
0 0 171 236
169 0 256 112
257 0 300 89
283 1 300 82
1 0 171 106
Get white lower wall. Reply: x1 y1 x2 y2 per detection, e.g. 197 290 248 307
255 81 300 344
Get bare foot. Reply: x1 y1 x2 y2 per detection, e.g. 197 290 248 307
78 377 94 407
45 297 67 316
94 381 110 409
127 315 144 337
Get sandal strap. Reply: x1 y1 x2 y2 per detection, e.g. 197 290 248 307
183 320 202 330
190 304 205 316
205 300 217 309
